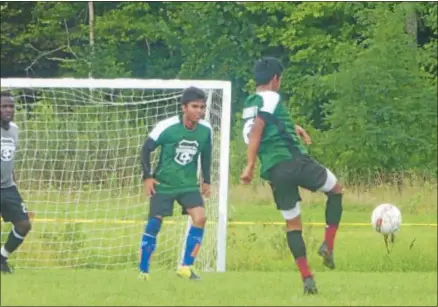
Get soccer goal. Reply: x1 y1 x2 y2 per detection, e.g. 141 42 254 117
0 78 231 272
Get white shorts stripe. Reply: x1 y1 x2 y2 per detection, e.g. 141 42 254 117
281 202 301 220
318 168 337 193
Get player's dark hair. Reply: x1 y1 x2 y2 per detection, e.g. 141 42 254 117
181 87 206 105
253 57 284 86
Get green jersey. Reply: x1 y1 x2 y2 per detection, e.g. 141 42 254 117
146 115 212 194
241 91 307 179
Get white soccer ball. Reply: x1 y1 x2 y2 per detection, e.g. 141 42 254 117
371 203 402 235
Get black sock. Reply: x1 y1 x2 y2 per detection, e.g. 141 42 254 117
287 230 307 259
4 227 25 255
325 194 343 225
287 230 311 279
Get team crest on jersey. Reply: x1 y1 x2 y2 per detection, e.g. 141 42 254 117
174 139 199 166
0 137 16 162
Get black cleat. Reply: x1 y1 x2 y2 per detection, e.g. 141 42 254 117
303 276 318 295
1 256 13 274
318 241 335 270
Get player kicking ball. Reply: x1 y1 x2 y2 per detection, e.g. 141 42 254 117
138 86 212 281
240 58 343 294
1 91 32 273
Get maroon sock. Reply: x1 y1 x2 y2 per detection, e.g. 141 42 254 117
325 224 338 252
296 256 312 280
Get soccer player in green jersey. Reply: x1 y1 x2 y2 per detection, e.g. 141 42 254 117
240 58 343 294
139 86 212 280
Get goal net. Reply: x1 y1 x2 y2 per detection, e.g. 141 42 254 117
0 78 231 272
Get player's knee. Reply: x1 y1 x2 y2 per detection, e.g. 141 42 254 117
14 220 31 236
319 168 340 193
285 216 302 231
145 217 162 237
282 203 302 231
192 214 207 227
187 206 207 227
327 182 343 195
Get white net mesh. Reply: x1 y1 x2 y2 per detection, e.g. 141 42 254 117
0 79 230 271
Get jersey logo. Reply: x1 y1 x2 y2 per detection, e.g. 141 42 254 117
1 137 16 162
174 139 199 166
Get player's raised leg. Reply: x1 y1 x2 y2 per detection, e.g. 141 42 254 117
176 191 207 280
294 155 343 269
318 169 343 269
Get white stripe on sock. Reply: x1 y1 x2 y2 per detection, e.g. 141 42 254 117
1 246 10 258
12 227 25 240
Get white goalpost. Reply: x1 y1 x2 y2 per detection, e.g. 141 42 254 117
0 78 231 272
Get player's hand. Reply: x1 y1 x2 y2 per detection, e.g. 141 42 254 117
202 183 211 198
240 165 254 185
144 178 159 197
295 125 312 145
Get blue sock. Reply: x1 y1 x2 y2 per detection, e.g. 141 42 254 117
139 217 162 273
182 226 204 266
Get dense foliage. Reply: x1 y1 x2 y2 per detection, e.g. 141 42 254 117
1 2 436 186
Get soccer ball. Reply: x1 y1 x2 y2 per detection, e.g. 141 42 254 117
371 203 402 235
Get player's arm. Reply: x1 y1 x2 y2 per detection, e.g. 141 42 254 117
141 122 168 196
201 131 212 185
13 126 19 184
200 128 213 197
140 137 159 180
246 115 265 169
240 115 266 184
295 124 311 145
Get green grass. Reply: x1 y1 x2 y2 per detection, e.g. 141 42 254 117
1 183 437 305
1 271 436 306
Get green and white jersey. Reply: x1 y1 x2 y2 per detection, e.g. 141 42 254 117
148 115 212 194
241 91 307 179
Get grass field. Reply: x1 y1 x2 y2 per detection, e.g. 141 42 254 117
2 271 437 306
1 184 437 306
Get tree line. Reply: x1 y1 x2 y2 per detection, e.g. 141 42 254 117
1 1 437 187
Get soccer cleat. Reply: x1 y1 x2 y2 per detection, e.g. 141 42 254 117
176 265 201 280
0 256 13 274
318 241 335 270
138 271 150 281
303 276 318 295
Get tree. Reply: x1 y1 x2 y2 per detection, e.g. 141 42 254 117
324 4 437 185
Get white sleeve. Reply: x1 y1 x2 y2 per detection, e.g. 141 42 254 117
258 91 280 114
148 116 179 142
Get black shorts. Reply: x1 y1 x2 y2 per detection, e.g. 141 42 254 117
148 191 204 218
267 155 334 211
0 185 29 223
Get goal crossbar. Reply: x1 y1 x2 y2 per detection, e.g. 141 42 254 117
1 78 231 90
